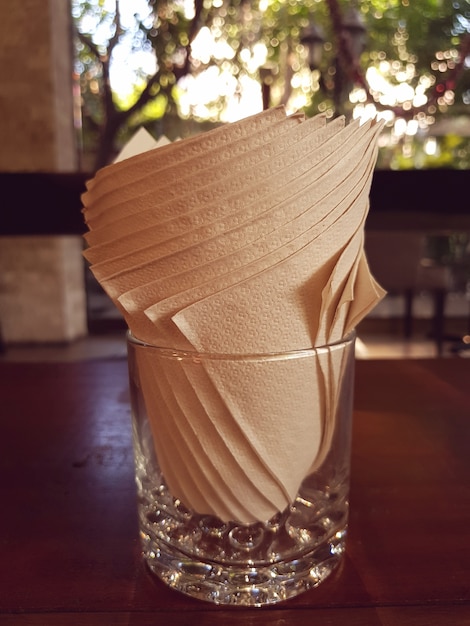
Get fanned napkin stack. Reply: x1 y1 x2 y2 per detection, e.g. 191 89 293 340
82 106 386 523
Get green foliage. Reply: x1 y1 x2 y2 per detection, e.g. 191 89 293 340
381 134 470 170
72 0 470 170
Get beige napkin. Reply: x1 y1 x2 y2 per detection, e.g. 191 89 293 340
123 121 382 348
97 119 376 312
83 113 307 233
82 115 319 269
92 118 366 299
82 106 298 221
82 113 314 256
83 113 332 271
82 108 385 523
112 128 167 164
136 348 289 521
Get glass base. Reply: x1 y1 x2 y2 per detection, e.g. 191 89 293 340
137 478 348 606
142 523 346 606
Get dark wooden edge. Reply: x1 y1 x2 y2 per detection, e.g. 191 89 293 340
0 169 469 236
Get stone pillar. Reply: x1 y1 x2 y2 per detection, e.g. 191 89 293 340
0 0 78 171
0 0 87 343
0 237 87 343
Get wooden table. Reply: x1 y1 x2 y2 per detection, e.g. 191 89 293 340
1 356 469 625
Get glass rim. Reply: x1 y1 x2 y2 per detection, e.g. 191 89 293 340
126 329 356 362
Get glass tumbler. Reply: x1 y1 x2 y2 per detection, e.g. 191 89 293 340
127 331 356 606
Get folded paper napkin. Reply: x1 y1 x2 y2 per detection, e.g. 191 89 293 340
82 106 386 523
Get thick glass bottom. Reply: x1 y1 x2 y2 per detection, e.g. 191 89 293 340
141 524 346 606
137 477 348 606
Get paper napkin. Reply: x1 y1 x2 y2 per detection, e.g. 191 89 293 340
82 106 385 523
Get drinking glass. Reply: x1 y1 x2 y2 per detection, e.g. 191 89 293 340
127 331 356 606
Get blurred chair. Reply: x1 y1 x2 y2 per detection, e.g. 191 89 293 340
364 230 453 356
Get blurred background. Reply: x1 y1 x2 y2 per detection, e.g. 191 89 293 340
0 0 469 359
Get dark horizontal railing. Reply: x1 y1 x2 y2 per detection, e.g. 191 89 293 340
0 169 469 236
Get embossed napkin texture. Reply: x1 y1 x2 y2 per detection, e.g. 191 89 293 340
82 106 385 522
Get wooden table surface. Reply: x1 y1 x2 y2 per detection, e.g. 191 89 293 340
1 356 469 625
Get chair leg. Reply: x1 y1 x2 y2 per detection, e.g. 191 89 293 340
403 289 414 339
432 289 446 357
